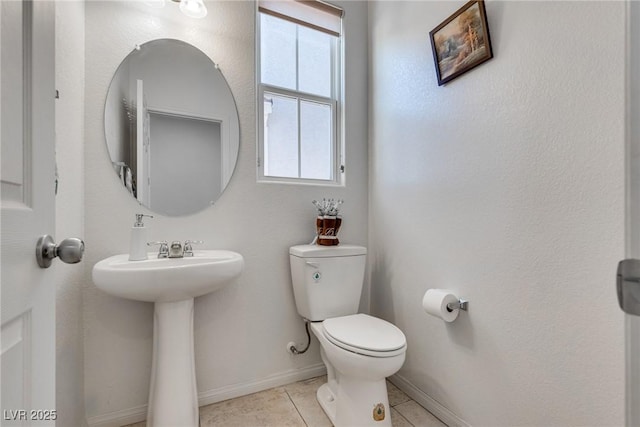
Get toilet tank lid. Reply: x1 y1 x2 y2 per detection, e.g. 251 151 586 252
289 244 367 258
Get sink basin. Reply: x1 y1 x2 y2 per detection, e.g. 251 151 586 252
92 249 244 426
92 250 244 302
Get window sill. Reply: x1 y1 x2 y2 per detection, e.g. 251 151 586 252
257 177 345 187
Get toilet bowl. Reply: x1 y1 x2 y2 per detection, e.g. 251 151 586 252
289 244 407 427
310 314 406 427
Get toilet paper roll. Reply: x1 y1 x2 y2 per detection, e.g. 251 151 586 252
422 289 460 322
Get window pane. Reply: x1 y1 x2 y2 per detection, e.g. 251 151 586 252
298 26 332 97
261 14 296 90
300 100 332 180
264 93 299 178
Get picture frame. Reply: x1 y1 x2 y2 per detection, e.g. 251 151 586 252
429 0 493 86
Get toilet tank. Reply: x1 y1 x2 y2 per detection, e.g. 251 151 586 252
289 244 367 321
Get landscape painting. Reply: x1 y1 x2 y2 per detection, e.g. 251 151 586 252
429 0 493 86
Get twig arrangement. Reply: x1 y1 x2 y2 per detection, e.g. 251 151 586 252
312 198 344 217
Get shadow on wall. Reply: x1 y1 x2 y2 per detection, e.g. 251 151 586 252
369 245 397 323
369 243 478 352
371 243 478 347
445 303 475 351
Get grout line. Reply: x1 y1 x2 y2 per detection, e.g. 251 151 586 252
390 396 413 408
284 388 309 427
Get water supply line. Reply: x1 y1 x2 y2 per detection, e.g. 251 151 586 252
288 319 311 355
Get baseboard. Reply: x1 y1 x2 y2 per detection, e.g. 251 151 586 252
389 373 471 427
197 363 326 407
86 403 148 427
87 363 327 427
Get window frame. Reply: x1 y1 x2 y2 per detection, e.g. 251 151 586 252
256 6 344 186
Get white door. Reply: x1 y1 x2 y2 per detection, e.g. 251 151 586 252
1 1 57 424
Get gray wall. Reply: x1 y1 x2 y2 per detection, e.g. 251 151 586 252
149 114 222 216
368 1 625 425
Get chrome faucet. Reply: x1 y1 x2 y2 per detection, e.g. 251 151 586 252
168 241 183 258
148 240 204 258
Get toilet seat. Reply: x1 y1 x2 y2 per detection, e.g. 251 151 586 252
322 314 406 358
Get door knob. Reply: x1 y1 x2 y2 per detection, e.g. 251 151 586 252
36 234 84 268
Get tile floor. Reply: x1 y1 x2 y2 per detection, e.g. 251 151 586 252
125 375 447 427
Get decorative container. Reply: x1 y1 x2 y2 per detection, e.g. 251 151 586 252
316 215 342 246
312 198 344 246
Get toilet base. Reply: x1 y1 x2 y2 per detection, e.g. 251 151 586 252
309 320 403 427
316 382 337 423
316 377 392 427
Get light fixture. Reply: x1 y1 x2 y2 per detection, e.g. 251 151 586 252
172 0 208 19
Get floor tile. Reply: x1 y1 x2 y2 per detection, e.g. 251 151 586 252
394 400 447 427
283 375 332 427
391 407 414 427
386 380 411 407
121 376 447 427
199 387 306 427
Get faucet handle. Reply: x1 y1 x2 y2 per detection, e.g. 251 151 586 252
147 241 168 258
184 240 204 246
183 240 204 257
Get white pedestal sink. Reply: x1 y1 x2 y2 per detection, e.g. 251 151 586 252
92 250 244 427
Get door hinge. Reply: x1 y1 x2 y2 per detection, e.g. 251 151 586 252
257 157 261 168
340 165 345 173
618 259 640 316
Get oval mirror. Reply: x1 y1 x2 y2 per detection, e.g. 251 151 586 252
104 39 240 216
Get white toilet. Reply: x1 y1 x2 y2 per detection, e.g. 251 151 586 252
289 244 407 427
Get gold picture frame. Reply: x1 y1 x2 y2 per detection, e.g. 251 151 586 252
429 0 493 86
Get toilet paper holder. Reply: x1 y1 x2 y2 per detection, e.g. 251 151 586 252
446 299 469 312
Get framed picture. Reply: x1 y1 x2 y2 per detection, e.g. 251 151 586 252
429 0 493 86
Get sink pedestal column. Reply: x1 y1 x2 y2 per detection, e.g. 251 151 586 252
147 298 198 427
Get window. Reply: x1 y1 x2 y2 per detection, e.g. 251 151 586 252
258 0 343 184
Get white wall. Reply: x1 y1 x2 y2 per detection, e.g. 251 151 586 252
83 1 368 424
368 1 626 425
55 1 86 425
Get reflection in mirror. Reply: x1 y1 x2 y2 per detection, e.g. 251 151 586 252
104 39 240 216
